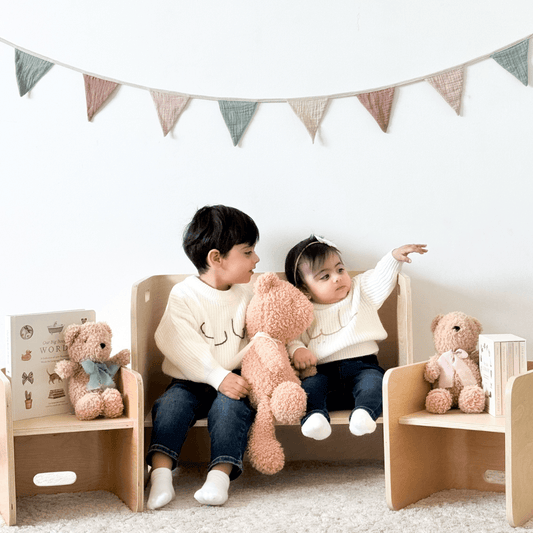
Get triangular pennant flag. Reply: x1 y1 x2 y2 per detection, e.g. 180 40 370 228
218 101 258 146
356 87 395 132
83 75 120 121
426 67 465 115
15 49 54 97
288 98 329 143
491 39 529 86
150 91 190 136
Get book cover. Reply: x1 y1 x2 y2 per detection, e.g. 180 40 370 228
479 334 527 418
479 335 502 417
6 309 96 421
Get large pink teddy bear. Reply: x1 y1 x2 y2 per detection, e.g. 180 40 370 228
241 273 315 475
424 312 486 414
55 322 130 420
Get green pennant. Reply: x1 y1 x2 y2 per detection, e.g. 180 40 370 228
491 39 529 86
218 101 258 146
15 49 54 97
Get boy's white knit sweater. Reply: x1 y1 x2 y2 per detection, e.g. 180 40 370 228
287 251 403 364
155 276 253 390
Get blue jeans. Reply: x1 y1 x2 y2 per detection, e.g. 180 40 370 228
146 376 255 480
301 355 385 424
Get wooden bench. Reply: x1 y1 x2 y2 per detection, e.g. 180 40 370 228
131 271 413 465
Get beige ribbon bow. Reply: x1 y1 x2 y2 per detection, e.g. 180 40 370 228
437 349 478 389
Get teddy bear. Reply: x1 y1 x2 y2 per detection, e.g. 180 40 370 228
241 272 315 475
424 311 486 414
55 321 130 420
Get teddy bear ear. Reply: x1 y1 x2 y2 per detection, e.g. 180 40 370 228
471 317 483 334
430 314 444 333
64 324 81 347
100 322 112 335
254 272 280 294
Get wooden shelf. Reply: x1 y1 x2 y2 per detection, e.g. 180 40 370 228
13 413 136 437
144 410 384 428
399 409 506 433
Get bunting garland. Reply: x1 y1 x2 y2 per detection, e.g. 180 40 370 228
14 49 54 97
150 91 190 136
4 33 533 146
426 67 465 115
289 98 330 142
84 75 120 121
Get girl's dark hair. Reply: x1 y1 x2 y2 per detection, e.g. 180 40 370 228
285 235 341 288
183 205 259 273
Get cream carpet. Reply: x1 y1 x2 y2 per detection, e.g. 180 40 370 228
4 461 533 532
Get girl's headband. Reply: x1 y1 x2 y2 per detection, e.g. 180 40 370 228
293 235 338 285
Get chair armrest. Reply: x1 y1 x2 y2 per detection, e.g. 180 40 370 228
117 367 143 421
383 362 430 425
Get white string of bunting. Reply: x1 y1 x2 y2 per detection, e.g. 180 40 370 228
2 33 532 146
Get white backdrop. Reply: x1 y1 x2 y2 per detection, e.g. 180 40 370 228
1 0 532 366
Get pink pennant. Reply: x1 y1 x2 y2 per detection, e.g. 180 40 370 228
426 67 464 115
84 75 119 121
288 98 329 143
150 91 190 136
356 87 395 133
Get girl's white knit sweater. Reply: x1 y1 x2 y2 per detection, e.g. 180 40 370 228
287 251 403 364
154 276 253 390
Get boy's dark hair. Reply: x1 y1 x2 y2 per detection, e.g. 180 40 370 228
285 235 341 288
183 205 259 274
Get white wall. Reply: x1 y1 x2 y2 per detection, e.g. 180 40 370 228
1 0 533 367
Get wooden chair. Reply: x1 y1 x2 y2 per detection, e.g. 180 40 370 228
0 367 144 526
131 271 413 465
383 360 533 528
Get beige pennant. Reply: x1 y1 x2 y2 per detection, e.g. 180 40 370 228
84 75 120 121
150 91 190 136
356 88 395 133
288 98 329 143
426 67 464 115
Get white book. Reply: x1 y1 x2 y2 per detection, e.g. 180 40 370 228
479 335 502 417
479 334 527 418
6 309 96 421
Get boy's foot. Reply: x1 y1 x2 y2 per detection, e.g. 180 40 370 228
301 413 332 440
349 409 377 436
147 467 175 510
194 470 230 506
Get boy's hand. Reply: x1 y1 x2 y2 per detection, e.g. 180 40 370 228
219 372 251 400
392 244 428 263
292 347 318 370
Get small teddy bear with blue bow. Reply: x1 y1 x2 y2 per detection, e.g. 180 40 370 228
55 321 130 420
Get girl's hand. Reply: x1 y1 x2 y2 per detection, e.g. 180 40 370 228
392 244 428 263
292 347 318 370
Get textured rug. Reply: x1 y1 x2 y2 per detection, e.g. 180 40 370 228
4 461 533 532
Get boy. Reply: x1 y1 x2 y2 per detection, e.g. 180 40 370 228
147 205 260 509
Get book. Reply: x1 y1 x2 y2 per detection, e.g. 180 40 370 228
479 334 527 417
5 309 96 421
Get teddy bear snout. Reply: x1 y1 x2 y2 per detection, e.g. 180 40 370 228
100 343 106 349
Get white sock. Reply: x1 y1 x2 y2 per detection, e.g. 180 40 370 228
194 470 230 506
301 413 332 440
349 409 377 436
147 467 175 510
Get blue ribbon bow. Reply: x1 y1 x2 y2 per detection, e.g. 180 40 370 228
80 360 120 391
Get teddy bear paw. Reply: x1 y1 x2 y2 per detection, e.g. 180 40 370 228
426 388 453 414
102 388 124 418
458 386 486 414
271 382 307 425
75 392 104 420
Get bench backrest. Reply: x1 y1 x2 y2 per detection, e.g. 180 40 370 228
131 272 413 419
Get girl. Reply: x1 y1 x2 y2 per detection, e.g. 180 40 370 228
285 236 427 440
